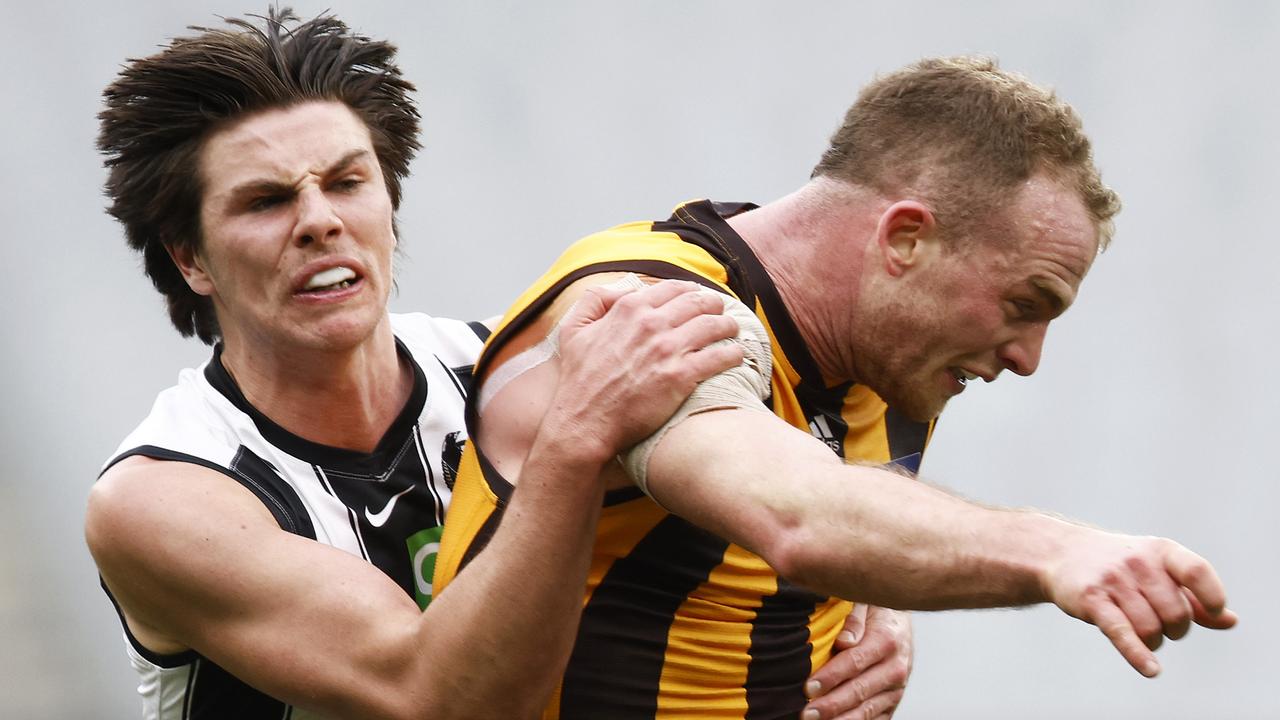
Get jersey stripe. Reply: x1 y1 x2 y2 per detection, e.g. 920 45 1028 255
412 424 446 526
560 516 730 718
743 579 826 718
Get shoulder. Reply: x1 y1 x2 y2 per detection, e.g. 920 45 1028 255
103 362 246 474
391 312 487 369
88 456 277 558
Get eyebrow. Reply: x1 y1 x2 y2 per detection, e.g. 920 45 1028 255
1029 277 1070 317
226 149 372 201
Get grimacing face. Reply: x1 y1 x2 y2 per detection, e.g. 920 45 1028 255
857 175 1099 421
171 101 398 357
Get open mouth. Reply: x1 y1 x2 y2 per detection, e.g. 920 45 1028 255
950 367 980 387
300 266 358 293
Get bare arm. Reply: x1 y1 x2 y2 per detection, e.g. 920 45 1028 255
86 280 742 720
645 408 1237 677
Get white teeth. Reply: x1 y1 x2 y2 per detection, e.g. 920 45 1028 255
952 368 980 386
304 266 356 290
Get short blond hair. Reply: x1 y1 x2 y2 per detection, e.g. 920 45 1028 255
813 56 1120 248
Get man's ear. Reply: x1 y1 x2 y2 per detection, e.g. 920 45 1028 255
165 243 214 296
873 201 938 277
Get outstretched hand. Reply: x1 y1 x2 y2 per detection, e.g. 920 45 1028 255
1043 531 1237 677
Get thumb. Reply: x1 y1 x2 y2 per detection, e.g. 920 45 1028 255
562 285 629 330
835 602 869 648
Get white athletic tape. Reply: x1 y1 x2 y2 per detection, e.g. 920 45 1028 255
620 291 773 497
476 274 648 415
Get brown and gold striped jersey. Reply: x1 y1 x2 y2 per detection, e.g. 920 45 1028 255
434 199 935 719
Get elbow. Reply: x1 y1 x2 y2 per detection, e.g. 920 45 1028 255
757 521 828 594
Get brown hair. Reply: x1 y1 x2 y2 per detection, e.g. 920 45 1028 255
813 56 1120 248
98 7 420 343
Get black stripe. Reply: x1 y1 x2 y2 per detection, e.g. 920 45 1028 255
187 657 288 719
744 580 824 719
467 320 492 341
106 445 316 539
312 465 370 560
884 406 932 472
456 446 512 572
412 424 446 526
204 339 428 475
669 200 832 393
100 579 198 668
436 356 469 399
456 505 504 574
182 660 197 720
559 516 730 719
604 485 646 505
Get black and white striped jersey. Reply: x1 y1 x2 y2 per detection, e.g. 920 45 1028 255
100 313 487 720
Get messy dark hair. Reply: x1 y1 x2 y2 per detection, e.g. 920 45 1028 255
98 7 420 343
813 56 1120 248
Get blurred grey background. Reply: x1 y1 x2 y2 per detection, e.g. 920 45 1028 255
1 1 1275 717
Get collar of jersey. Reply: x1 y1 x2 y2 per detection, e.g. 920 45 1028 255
204 337 429 475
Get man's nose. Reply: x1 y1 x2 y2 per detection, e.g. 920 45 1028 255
293 187 343 246
997 322 1047 376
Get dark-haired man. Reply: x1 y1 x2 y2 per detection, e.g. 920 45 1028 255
433 56 1238 718
86 9 910 720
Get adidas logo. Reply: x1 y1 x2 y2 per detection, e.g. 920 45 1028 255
808 414 842 454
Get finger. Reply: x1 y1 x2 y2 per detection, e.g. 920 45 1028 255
1087 596 1160 677
804 657 905 716
679 343 746 386
1183 587 1239 630
668 313 740 352
1109 584 1164 651
648 287 729 329
822 689 905 720
836 603 869 649
566 284 632 326
1163 545 1228 618
806 628 894 699
629 278 711 309
1126 556 1193 640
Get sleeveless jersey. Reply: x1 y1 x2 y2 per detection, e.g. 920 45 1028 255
433 200 936 719
100 313 487 720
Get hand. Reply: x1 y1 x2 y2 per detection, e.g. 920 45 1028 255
551 278 744 456
1043 530 1238 677
802 605 911 720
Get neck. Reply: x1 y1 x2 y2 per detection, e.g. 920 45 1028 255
218 316 411 453
727 178 883 387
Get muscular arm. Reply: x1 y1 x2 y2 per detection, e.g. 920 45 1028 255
86 281 742 720
645 407 1237 677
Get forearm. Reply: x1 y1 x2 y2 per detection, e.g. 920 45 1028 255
778 464 1069 609
418 428 608 718
648 410 1071 611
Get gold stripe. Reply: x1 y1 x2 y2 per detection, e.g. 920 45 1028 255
655 544 776 717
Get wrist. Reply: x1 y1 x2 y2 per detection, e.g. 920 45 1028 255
1009 511 1080 605
530 408 619 473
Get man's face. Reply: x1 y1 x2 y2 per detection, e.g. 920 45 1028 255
180 100 397 354
856 174 1099 421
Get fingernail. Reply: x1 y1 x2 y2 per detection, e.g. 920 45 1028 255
804 679 821 699
839 631 857 645
1144 660 1160 677
801 709 820 720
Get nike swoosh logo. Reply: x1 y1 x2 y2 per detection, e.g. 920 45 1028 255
364 485 415 528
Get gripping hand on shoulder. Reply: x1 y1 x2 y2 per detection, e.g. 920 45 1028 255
550 278 744 458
